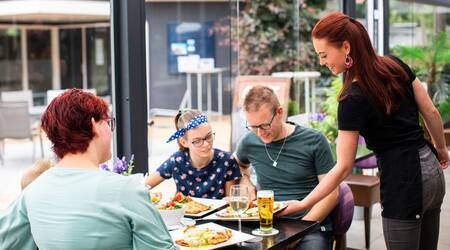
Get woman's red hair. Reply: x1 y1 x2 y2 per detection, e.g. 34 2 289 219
312 12 409 115
41 89 109 158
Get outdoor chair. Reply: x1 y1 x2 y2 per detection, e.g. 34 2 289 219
0 101 44 165
332 182 355 250
1 90 33 112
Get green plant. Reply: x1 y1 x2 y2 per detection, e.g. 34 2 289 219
438 101 450 123
309 76 341 145
393 32 450 103
437 84 450 123
288 99 300 116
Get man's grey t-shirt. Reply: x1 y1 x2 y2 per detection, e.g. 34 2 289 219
235 124 335 230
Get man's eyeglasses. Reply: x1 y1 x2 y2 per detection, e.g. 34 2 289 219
191 133 215 147
105 117 116 131
246 113 276 133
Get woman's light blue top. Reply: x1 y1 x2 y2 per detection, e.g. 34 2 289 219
0 167 178 250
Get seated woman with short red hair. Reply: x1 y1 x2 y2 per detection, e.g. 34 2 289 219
0 89 177 250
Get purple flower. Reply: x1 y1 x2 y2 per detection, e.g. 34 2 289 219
99 155 135 176
309 113 326 122
100 163 109 171
112 156 128 174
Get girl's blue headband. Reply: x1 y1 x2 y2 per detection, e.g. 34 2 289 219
166 115 208 143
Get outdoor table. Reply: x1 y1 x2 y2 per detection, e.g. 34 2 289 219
179 68 227 116
196 218 319 250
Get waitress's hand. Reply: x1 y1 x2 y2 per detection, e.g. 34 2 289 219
436 146 449 169
276 200 305 217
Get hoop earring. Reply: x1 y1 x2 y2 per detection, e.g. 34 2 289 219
345 54 353 68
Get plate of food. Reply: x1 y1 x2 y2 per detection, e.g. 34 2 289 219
170 222 255 249
171 192 228 217
203 201 287 221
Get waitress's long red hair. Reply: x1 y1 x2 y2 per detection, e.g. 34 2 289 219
312 12 409 115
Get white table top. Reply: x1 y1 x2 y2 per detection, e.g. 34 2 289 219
182 67 228 74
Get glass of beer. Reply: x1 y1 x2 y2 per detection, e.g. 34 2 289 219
257 190 274 233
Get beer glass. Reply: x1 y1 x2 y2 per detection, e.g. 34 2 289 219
252 190 278 236
257 190 274 233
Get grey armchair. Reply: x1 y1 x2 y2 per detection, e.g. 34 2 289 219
0 101 44 165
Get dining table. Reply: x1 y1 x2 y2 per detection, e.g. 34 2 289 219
195 217 319 250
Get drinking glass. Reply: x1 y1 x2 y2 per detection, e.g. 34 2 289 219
252 190 278 236
257 190 274 233
230 185 249 232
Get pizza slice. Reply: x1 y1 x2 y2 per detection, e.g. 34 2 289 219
216 202 282 218
184 200 212 214
171 192 211 214
175 225 232 247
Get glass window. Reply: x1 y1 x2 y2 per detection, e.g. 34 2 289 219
60 28 82 89
145 1 234 166
389 0 450 103
0 28 22 91
27 29 52 105
87 27 111 97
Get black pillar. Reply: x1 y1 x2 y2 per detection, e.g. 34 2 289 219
343 0 356 18
383 0 390 54
111 0 148 173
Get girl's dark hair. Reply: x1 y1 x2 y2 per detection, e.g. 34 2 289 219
312 12 409 115
174 109 204 151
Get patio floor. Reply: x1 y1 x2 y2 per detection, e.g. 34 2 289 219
1 115 449 249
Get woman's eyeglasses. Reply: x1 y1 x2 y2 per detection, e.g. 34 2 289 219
105 117 116 131
191 133 215 147
246 113 276 133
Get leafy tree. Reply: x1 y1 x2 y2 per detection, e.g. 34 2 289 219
213 0 328 76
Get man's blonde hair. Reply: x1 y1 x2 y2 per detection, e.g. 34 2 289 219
243 85 280 113
21 159 54 190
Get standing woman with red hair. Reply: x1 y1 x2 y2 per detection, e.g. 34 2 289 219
278 12 448 250
0 89 177 250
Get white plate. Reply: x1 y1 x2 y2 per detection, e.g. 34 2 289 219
184 198 228 218
167 218 196 231
202 202 287 221
170 222 256 249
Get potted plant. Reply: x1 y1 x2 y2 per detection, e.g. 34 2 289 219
393 32 450 104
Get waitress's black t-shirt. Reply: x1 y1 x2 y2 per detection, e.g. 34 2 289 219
338 55 429 220
338 56 424 152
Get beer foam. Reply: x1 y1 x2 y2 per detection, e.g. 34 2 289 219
257 190 273 198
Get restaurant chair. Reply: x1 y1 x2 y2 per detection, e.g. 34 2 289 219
0 101 44 165
332 182 354 250
1 90 33 111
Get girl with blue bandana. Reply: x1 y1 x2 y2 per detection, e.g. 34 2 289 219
145 110 241 199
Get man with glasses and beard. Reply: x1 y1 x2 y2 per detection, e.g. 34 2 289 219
235 85 339 250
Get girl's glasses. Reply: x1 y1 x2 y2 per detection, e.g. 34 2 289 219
191 133 215 147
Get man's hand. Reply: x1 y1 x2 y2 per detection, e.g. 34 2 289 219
246 183 257 201
276 200 305 217
239 175 257 200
